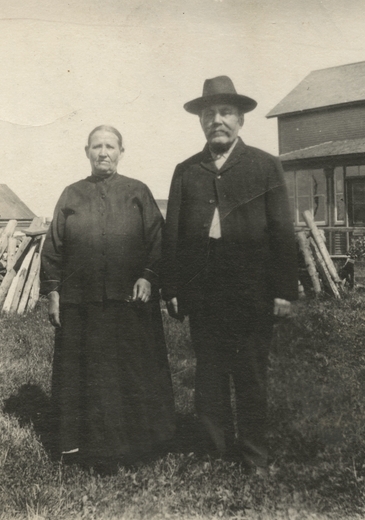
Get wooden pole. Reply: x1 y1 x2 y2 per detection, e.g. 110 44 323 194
6 236 18 271
309 237 341 299
27 216 47 232
26 265 40 312
0 269 16 307
38 233 46 254
297 231 321 295
12 236 32 271
25 235 46 312
303 210 341 283
17 252 40 314
3 241 37 313
25 229 47 237
18 235 46 314
0 220 17 259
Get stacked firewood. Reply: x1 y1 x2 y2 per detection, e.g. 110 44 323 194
0 217 48 314
297 210 343 299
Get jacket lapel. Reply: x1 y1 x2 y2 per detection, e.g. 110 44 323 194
218 138 247 175
200 144 218 174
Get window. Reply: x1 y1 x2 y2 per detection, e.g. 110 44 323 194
348 180 365 226
346 165 365 226
334 167 345 224
346 165 365 177
285 169 327 225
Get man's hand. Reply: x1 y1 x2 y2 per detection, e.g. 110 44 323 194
273 298 291 318
166 297 184 321
132 278 151 302
48 290 61 328
167 297 178 316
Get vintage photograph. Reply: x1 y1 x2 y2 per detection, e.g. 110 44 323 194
1 0 365 518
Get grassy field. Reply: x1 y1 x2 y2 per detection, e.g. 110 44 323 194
1 294 365 519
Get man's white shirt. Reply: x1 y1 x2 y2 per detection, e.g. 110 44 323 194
208 138 238 239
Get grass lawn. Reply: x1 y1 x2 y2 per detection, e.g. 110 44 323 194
1 294 365 519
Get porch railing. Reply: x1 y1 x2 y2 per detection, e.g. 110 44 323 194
295 227 365 257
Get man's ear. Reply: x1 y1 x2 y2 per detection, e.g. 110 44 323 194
85 145 90 159
239 114 244 127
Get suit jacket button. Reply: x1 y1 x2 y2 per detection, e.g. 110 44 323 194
209 199 215 204
217 175 221 179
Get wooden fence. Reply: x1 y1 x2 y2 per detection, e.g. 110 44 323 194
0 217 48 314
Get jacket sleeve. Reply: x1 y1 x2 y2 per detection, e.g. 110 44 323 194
140 184 164 285
265 157 298 301
40 188 68 295
161 165 183 301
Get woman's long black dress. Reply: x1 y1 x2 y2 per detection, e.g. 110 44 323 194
41 172 175 464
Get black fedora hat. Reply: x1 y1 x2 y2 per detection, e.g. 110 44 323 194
184 76 257 115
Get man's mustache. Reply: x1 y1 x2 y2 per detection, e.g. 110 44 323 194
209 128 229 137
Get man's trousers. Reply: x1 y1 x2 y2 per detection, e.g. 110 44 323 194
187 238 273 468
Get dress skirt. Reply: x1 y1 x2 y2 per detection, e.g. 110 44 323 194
51 299 175 463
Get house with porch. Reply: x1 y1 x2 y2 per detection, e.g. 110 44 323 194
267 61 365 257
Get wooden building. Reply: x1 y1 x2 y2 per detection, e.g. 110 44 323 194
267 61 365 257
0 184 36 229
156 199 168 219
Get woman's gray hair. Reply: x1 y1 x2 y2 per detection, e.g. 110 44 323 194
87 125 124 150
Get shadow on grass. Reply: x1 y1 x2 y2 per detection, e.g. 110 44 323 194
2 388 208 459
3 383 56 456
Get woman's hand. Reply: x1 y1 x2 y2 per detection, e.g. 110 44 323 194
48 291 61 327
132 278 151 303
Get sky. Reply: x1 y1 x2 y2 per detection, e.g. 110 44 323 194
1 0 365 217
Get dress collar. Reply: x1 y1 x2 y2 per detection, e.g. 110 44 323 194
88 171 118 184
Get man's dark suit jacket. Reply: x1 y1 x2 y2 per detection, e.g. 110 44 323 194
162 137 298 315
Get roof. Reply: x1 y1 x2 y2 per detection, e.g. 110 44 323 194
267 61 365 118
279 137 365 162
0 184 36 220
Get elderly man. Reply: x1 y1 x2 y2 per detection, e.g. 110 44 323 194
162 76 298 473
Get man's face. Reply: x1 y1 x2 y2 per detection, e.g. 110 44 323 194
85 130 123 176
200 104 244 152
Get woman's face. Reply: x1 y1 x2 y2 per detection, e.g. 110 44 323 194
85 130 123 176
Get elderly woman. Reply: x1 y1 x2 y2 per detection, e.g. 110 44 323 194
41 125 175 473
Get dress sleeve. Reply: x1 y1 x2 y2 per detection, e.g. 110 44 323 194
40 187 68 295
140 184 164 285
